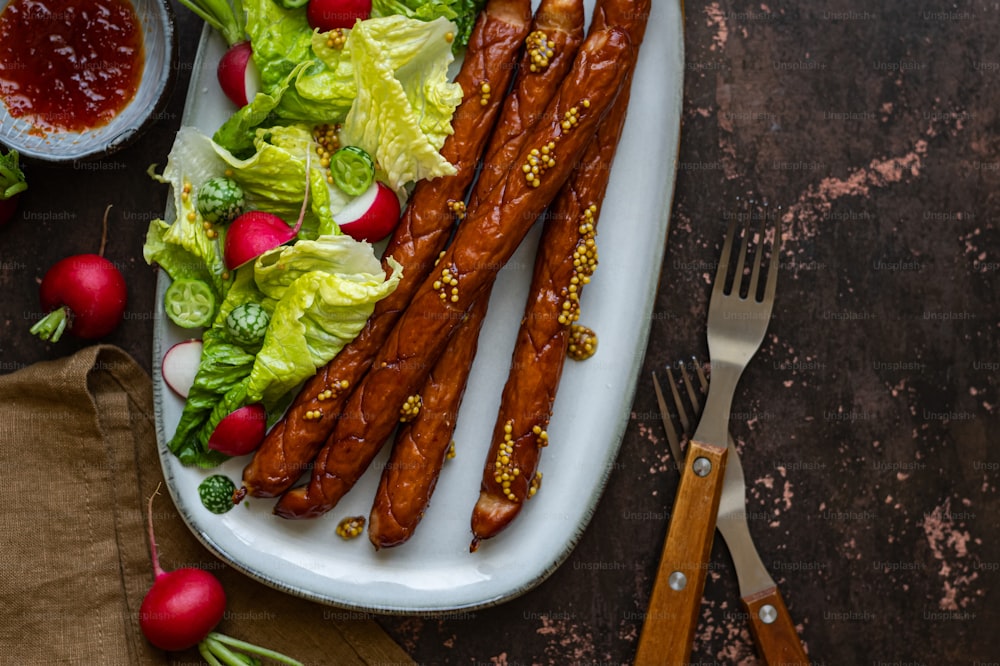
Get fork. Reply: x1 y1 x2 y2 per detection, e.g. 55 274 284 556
653 362 809 665
635 208 782 666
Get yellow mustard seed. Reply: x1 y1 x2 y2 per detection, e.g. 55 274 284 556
335 515 365 540
567 324 598 361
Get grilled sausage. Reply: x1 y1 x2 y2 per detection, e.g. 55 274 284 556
236 0 533 501
470 0 652 547
273 26 634 520
366 296 489 548
367 0 587 548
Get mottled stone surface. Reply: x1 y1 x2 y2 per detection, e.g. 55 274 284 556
2 1 997 664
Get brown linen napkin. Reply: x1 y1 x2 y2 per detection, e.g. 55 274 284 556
0 345 415 666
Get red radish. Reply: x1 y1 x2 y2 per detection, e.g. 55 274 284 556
29 206 127 342
224 211 300 270
307 0 370 32
217 41 261 107
140 488 227 651
140 487 304 663
161 339 203 398
223 152 312 270
336 180 401 243
208 404 267 456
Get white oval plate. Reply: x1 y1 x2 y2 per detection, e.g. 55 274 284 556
153 0 684 614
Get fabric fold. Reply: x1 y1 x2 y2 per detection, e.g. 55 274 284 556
0 345 413 666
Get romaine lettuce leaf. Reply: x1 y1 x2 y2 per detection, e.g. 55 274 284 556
167 234 402 467
214 124 343 237
146 126 342 250
226 5 463 190
341 15 462 190
371 0 487 50
212 80 289 157
141 130 232 297
167 268 259 467
244 0 314 91
275 32 356 122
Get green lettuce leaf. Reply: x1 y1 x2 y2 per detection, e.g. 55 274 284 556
247 236 402 405
371 0 487 50
148 126 341 246
214 124 342 237
244 0 313 91
227 5 462 190
212 80 288 157
341 15 462 190
167 234 402 467
141 130 232 297
143 218 216 286
273 32 356 122
168 268 259 467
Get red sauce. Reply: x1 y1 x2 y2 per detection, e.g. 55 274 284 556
0 0 145 133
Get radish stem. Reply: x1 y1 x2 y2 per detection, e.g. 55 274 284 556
199 643 226 666
147 484 166 578
208 632 306 665
203 637 247 665
28 307 69 342
99 204 112 257
176 0 245 46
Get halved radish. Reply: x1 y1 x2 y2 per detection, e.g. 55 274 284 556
336 181 401 243
161 339 203 398
207 404 267 457
223 152 312 270
217 41 261 108
224 211 299 270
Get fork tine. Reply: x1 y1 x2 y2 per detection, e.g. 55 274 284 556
678 361 700 418
714 216 738 294
762 215 783 304
665 367 691 434
747 213 767 299
732 211 751 296
693 358 710 393
651 372 683 464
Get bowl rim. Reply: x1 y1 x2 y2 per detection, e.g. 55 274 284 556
0 0 179 164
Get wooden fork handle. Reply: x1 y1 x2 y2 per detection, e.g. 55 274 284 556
743 585 811 666
635 440 728 666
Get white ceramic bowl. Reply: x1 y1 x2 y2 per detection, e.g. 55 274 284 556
0 0 177 162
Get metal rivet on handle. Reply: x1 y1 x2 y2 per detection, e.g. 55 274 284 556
692 457 712 477
758 604 778 624
668 571 687 591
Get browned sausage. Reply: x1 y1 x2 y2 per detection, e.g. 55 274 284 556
273 26 634 520
236 0 533 501
367 0 587 549
466 0 587 211
366 296 489 548
470 0 652 548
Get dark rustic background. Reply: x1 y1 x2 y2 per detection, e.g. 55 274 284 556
1 0 998 664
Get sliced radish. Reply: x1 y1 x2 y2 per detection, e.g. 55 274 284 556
207 404 267 457
336 181 401 243
217 41 261 108
161 339 203 398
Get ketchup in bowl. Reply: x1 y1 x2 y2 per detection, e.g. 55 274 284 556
0 0 145 134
